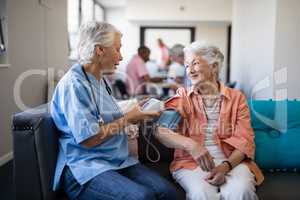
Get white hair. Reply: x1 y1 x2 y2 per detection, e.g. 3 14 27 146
169 44 184 58
184 41 224 69
77 21 121 64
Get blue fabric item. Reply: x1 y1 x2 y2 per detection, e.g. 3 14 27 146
157 109 181 131
249 99 276 131
251 100 300 170
287 100 300 128
62 164 177 200
50 63 138 190
254 129 300 170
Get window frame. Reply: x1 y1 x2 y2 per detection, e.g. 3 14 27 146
68 0 106 60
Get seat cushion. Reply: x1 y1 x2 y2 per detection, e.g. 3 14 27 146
256 171 300 200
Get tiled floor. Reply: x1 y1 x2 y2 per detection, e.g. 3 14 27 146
0 160 14 200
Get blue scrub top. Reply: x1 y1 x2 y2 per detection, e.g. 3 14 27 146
50 63 138 190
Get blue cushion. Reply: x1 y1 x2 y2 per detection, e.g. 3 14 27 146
287 100 300 128
249 100 276 131
249 100 300 131
251 99 300 170
254 128 300 170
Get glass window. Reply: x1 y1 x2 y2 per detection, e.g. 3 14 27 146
0 17 6 55
94 4 104 21
67 0 79 33
67 0 80 59
81 0 94 24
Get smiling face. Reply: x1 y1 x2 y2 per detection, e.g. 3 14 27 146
185 53 216 86
95 33 123 75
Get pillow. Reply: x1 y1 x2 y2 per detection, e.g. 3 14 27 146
249 100 276 131
287 100 300 128
254 128 300 170
249 100 300 131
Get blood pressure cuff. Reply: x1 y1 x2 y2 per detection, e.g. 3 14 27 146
156 109 181 131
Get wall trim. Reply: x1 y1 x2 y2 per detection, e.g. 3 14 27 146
0 151 13 166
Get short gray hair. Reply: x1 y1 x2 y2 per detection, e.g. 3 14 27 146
184 41 224 69
77 21 121 64
169 44 184 58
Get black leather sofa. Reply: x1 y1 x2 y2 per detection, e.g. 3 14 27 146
12 104 300 200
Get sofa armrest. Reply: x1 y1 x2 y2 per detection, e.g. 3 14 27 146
12 104 64 200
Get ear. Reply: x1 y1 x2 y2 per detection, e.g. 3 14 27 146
211 63 219 79
211 62 218 70
95 45 105 57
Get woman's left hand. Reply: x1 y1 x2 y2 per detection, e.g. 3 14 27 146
125 124 139 139
205 163 230 186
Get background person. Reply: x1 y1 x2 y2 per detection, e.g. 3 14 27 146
167 44 186 95
157 38 170 70
126 46 164 97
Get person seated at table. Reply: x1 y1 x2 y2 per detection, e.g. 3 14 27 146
126 46 164 97
167 44 186 94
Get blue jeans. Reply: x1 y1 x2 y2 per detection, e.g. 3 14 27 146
62 164 177 200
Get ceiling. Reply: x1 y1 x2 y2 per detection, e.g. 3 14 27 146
96 0 127 8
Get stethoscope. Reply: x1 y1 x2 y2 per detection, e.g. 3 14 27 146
81 66 112 124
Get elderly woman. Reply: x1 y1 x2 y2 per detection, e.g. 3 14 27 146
50 21 177 200
156 41 264 200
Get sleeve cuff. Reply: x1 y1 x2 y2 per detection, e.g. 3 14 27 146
74 121 100 144
223 136 255 159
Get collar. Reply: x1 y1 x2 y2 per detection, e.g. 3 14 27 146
187 81 231 100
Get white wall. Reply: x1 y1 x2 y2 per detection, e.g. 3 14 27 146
106 7 229 82
105 7 139 80
0 0 68 162
196 22 229 81
274 0 300 99
127 0 232 22
231 0 277 99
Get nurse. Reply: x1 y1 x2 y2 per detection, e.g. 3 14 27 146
50 21 177 200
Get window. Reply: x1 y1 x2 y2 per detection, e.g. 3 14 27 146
140 26 195 66
67 0 105 60
81 0 94 25
67 0 80 59
0 17 6 55
94 4 104 21
0 0 9 66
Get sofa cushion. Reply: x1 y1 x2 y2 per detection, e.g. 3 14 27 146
255 128 300 170
143 162 185 200
256 171 300 200
250 100 300 131
287 100 300 128
249 100 276 131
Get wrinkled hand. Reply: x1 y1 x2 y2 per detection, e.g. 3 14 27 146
205 163 229 186
189 141 215 172
125 100 160 124
125 124 139 139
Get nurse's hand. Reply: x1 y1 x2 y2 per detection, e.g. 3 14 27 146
124 103 160 124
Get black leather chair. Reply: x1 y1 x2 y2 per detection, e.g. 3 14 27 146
12 105 300 200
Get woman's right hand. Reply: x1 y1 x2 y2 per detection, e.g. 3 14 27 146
124 102 160 124
189 141 215 172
